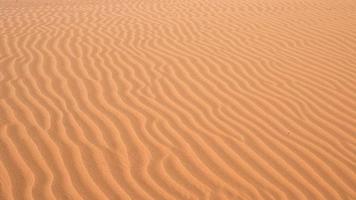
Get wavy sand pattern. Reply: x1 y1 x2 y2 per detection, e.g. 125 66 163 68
1 0 356 199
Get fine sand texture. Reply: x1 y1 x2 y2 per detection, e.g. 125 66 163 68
1 0 356 199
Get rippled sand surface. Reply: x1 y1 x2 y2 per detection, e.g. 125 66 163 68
1 0 356 199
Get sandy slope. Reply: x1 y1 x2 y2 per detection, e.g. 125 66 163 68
0 0 356 199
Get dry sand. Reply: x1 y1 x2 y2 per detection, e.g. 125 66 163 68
1 0 356 199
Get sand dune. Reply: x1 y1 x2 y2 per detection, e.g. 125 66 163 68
1 0 356 199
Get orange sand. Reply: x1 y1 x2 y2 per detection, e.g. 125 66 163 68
0 0 356 199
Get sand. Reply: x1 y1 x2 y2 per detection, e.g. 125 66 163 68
0 0 356 199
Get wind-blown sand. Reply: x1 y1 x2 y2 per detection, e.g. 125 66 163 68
1 0 356 199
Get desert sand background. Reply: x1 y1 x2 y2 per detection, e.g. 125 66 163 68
1 0 356 199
